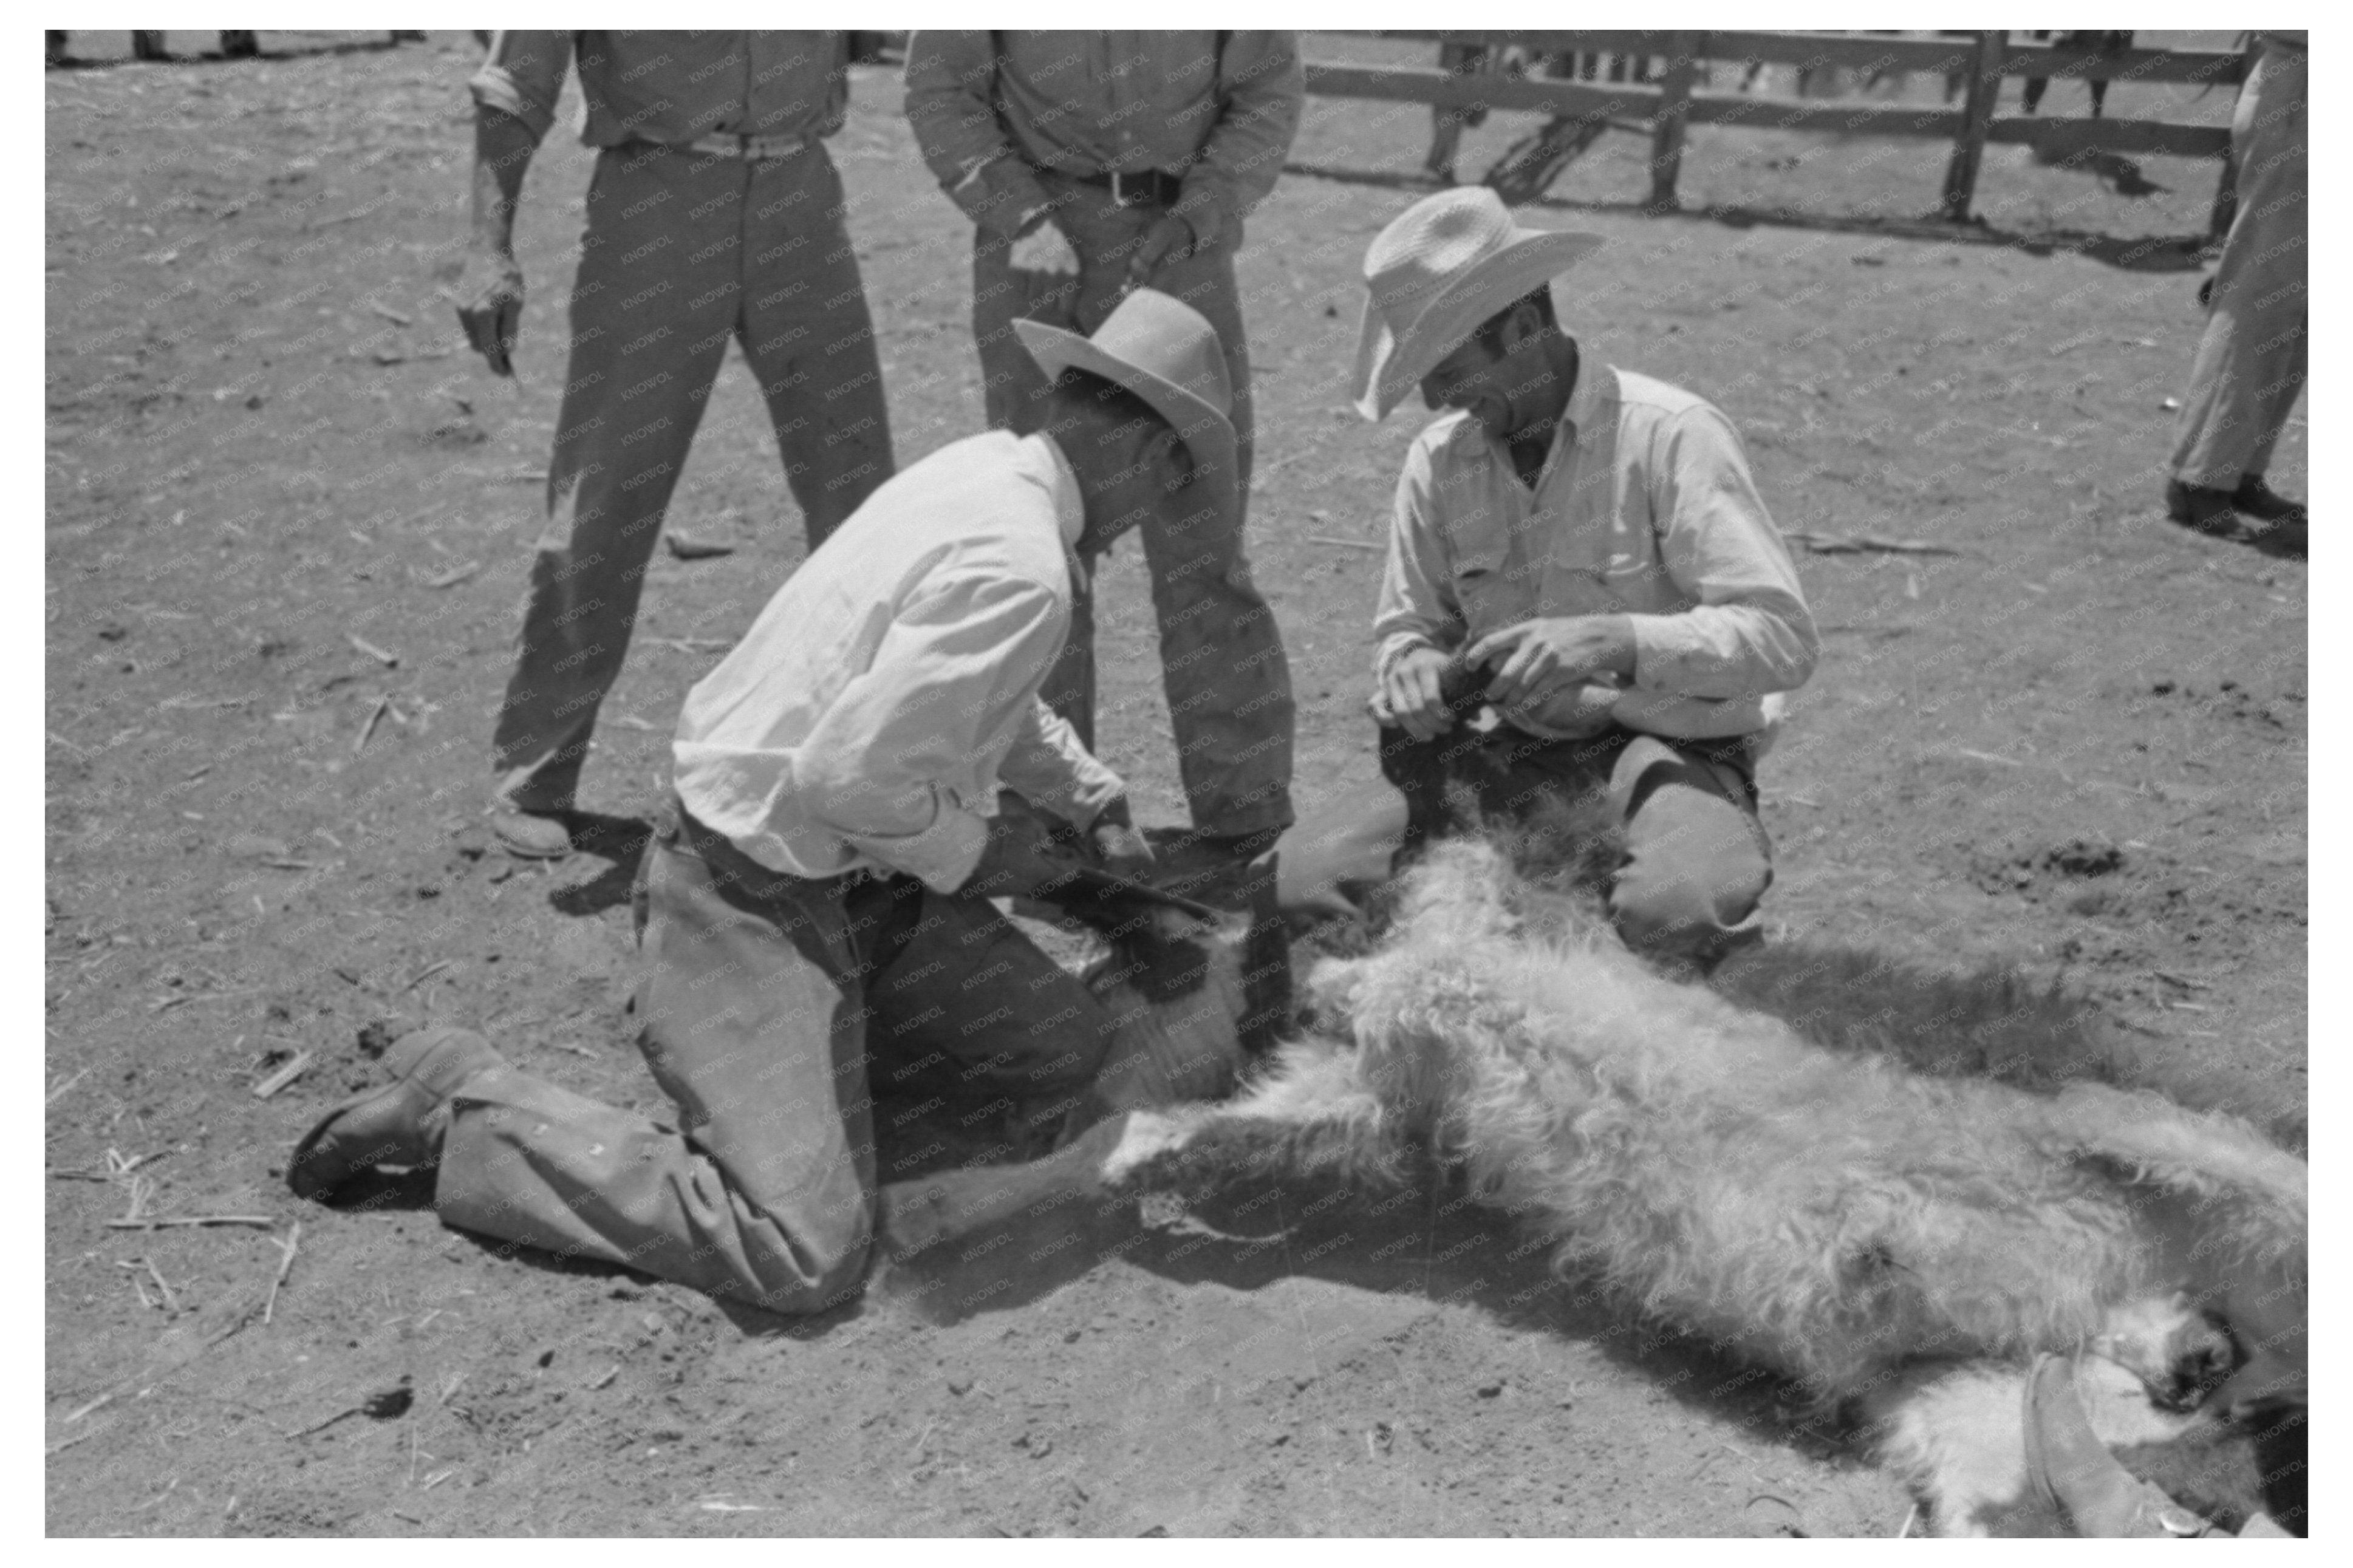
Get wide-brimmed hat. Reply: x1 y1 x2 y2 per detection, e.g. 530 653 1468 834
1351 188 1605 421
1014 288 1238 533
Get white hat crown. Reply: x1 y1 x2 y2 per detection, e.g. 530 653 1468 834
1350 188 1605 421
1364 188 1523 327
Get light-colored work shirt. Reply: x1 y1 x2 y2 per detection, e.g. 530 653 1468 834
1374 363 1819 741
903 31 1302 244
470 30 850 148
673 432 1124 893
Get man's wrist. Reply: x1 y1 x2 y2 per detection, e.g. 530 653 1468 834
1597 615 1639 680
1091 794 1133 830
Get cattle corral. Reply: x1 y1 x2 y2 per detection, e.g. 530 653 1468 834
46 31 2303 1538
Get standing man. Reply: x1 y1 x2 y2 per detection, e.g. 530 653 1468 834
2164 30 2306 542
1355 189 1819 973
290 294 1233 1314
904 32 1300 862
458 32 897 858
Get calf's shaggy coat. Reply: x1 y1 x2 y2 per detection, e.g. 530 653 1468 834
1101 842 2306 1533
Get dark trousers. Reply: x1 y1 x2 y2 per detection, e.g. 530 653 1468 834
969 174 1294 837
1378 720 1774 969
491 141 896 812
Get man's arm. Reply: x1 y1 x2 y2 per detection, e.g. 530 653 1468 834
453 107 539 376
1620 404 1820 701
999 700 1125 833
1367 445 1474 738
454 33 570 375
1175 32 1305 249
1370 444 1465 681
903 31 1057 243
793 574 1071 894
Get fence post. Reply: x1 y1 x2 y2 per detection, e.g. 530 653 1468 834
1939 29 2006 222
1647 32 1701 211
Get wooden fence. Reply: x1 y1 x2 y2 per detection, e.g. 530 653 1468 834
1305 30 2249 226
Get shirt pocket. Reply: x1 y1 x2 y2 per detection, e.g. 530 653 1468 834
1584 547 1665 609
1447 535 1512 630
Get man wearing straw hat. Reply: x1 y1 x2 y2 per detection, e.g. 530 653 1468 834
285 291 1238 1314
1353 188 1819 972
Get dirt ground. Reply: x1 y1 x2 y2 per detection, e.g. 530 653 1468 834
46 33 2303 1537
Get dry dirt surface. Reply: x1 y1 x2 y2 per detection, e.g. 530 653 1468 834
47 33 2302 1538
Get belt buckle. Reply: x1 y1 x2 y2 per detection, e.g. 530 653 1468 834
1108 168 1127 203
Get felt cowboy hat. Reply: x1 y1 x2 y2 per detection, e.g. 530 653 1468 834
1351 187 1606 421
1014 288 1239 533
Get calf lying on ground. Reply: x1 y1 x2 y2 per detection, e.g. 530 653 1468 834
1095 840 2306 1535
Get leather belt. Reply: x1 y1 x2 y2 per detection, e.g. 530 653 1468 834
677 130 814 161
1064 166 1185 207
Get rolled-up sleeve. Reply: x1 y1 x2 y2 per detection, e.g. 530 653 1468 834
1178 32 1303 244
1620 405 1819 701
794 574 1070 893
904 31 1054 240
999 701 1125 831
468 30 573 143
1370 442 1466 682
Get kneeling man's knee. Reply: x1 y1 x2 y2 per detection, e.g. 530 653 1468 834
733 1202 873 1317
1610 856 1768 966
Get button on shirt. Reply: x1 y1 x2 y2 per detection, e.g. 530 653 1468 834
1374 364 1819 741
903 31 1303 243
673 432 1124 893
469 30 849 147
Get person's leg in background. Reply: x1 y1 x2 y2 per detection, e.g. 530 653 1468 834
971 213 1097 741
2167 45 2307 530
739 143 896 553
489 146 745 842
1424 41 1491 182
2021 32 2053 115
1071 200 1294 842
975 186 1295 839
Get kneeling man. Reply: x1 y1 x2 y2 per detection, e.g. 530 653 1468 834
1356 189 1819 970
289 291 1239 1314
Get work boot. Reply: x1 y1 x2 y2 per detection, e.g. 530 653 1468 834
490 802 573 860
2232 476 2306 527
2022 1354 2218 1537
2163 479 2241 537
286 1026 508 1200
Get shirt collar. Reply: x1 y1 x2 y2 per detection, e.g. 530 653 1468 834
1516 355 1613 485
1030 432 1087 551
1562 352 1611 440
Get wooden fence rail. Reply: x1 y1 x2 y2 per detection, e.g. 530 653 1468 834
1306 30 2248 223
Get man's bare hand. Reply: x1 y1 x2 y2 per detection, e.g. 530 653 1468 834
1089 814 1155 876
1009 220 1081 277
1370 644 1457 741
454 253 526 377
1125 213 1197 289
1464 615 1636 709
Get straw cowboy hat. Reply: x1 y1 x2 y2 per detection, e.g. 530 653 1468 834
1014 288 1238 533
1352 188 1605 421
